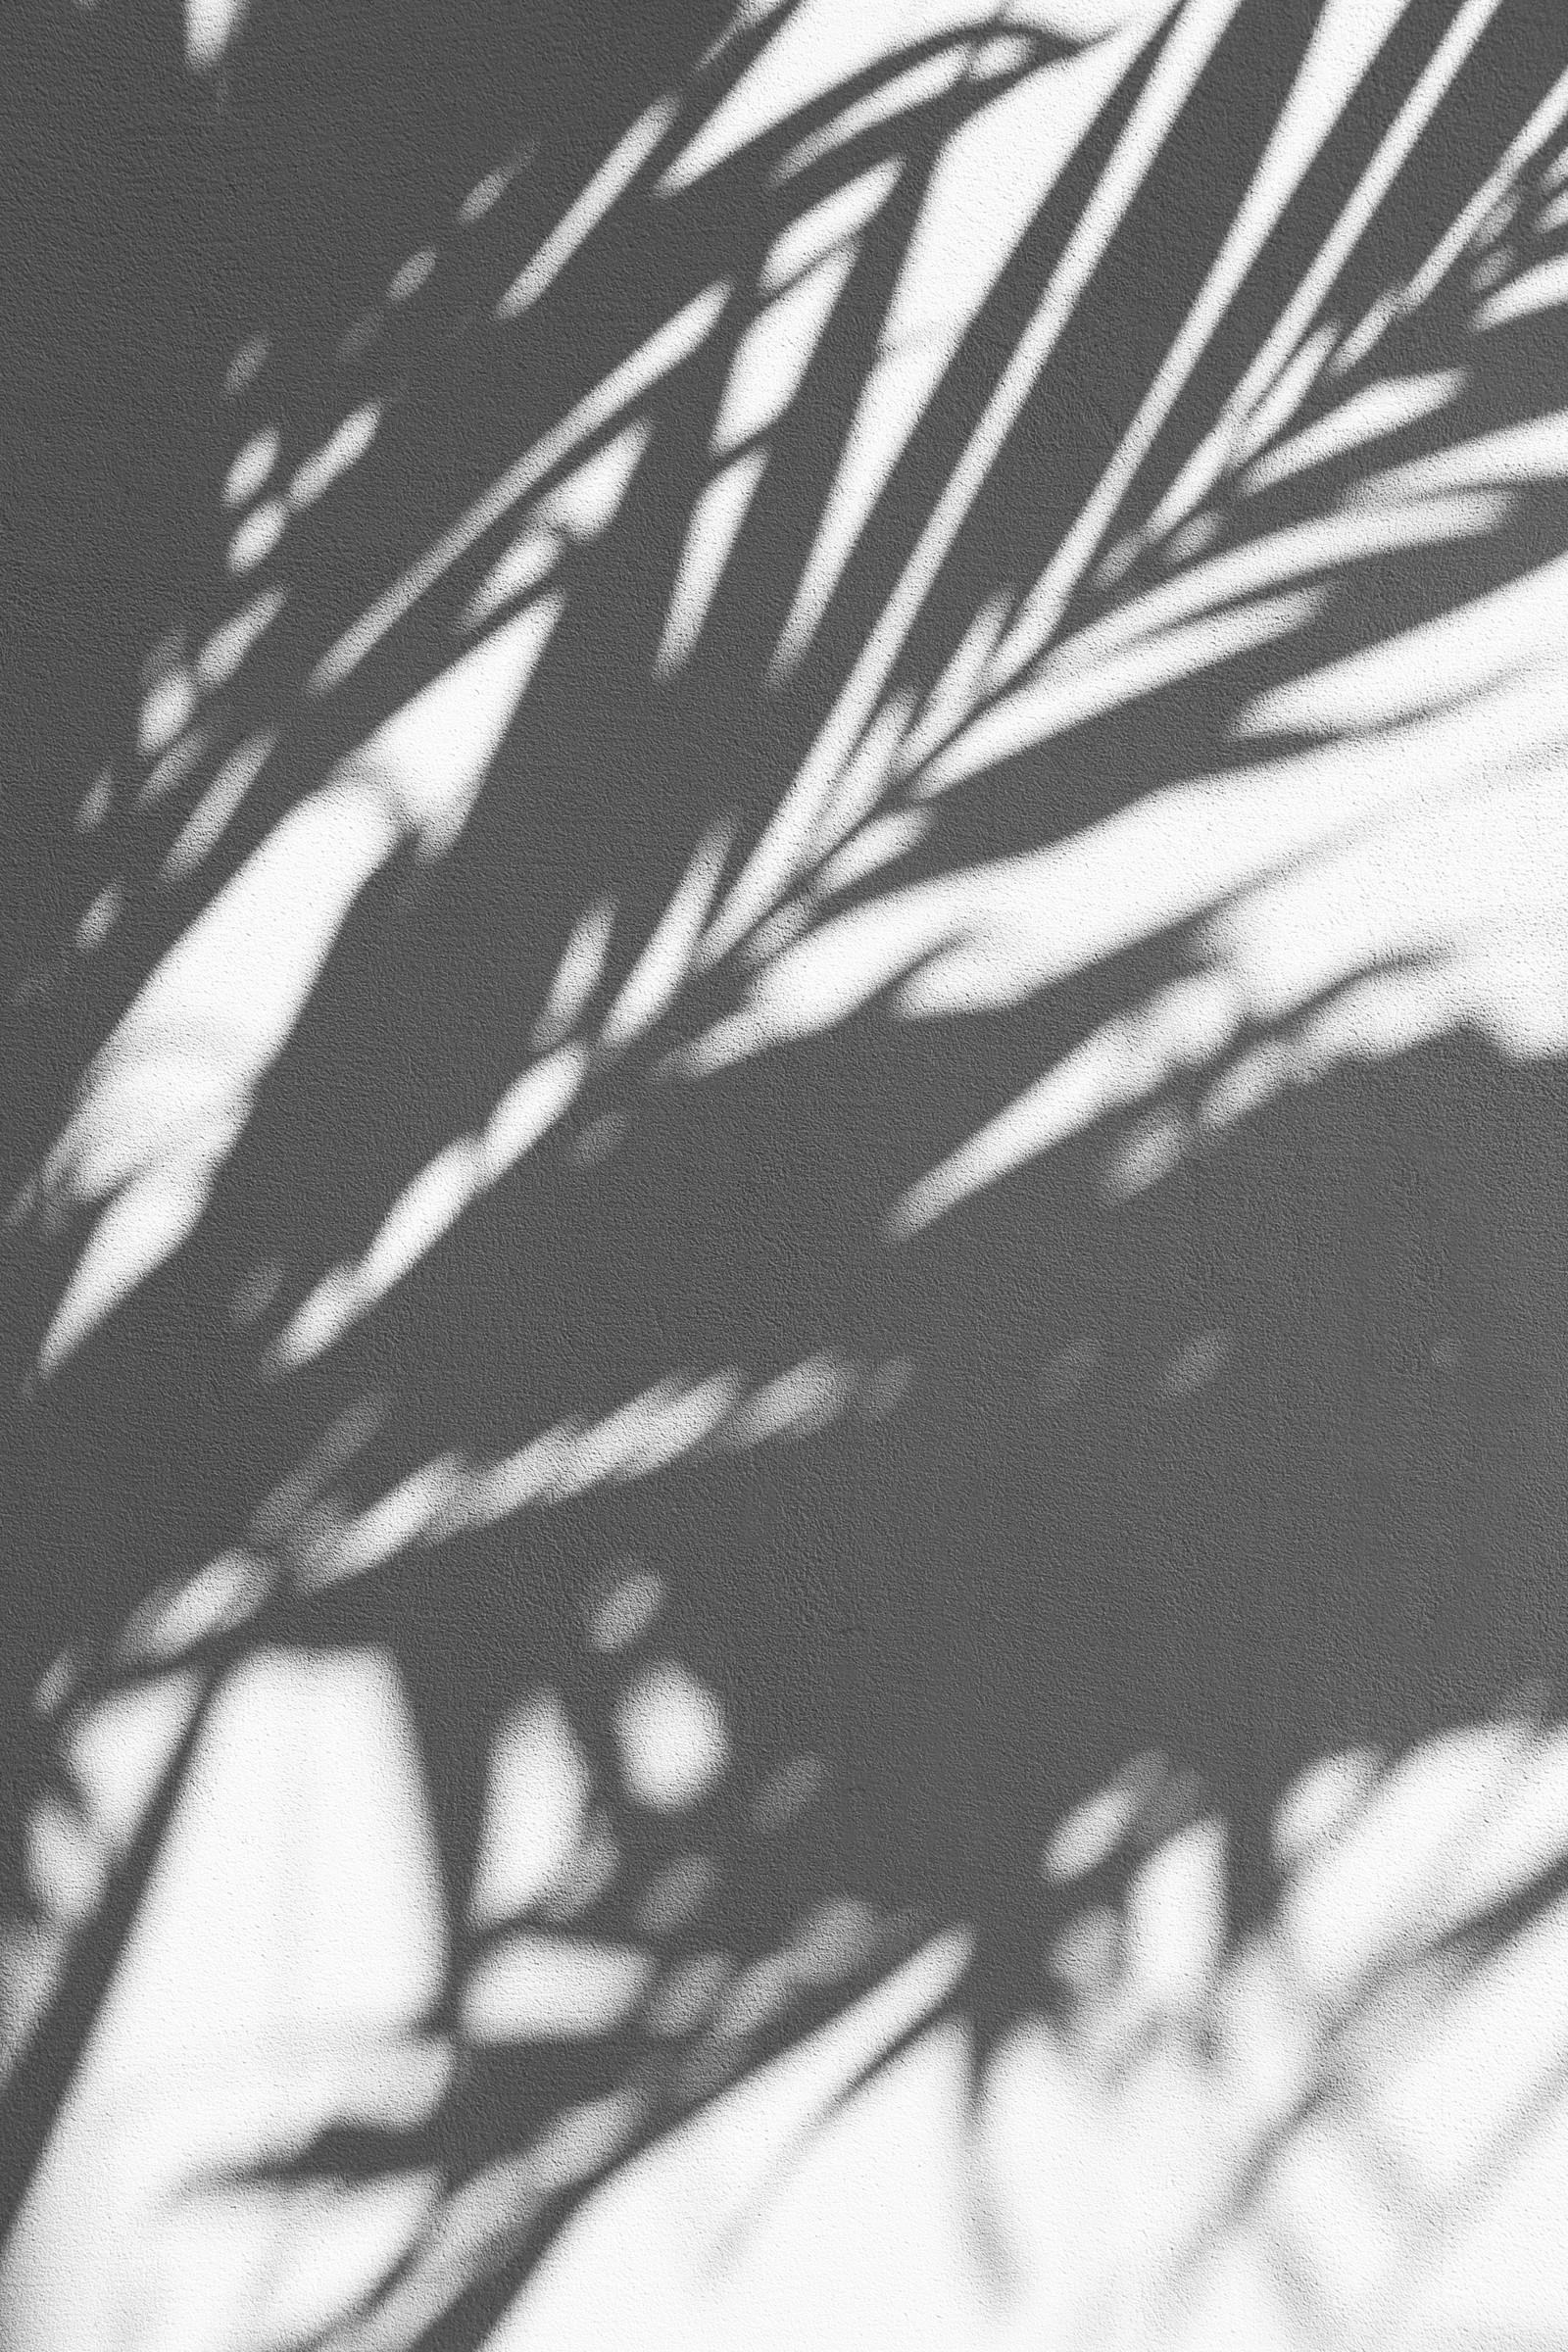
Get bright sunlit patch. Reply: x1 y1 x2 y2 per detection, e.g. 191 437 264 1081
465 535 561 630
602 828 732 1048
227 498 286 573
712 247 858 455
1474 249 1568 327
74 772 114 834
1239 369 1464 494
74 885 122 956
137 666 198 760
222 426 281 510
223 331 270 398
388 249 437 304
615 1664 730 1812
534 905 616 1049
760 164 903 297
464 1936 654 2042
540 420 653 539
185 0 252 72
470 1693 593 1927
288 402 383 510
196 588 286 693
655 455 768 673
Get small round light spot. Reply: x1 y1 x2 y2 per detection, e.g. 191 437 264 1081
614 1663 729 1811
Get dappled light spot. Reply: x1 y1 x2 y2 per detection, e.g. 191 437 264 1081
557 1372 742 1493
615 1663 730 1812
163 728 277 880
570 1109 628 1169
1158 1328 1232 1398
302 1458 466 1588
185 0 251 72
480 1047 587 1182
115 1552 273 1671
230 1256 282 1335
138 726 209 809
713 1954 798 2042
858 1355 914 1421
359 1141 482 1305
585 1567 666 1655
1038 1338 1101 1404
222 331 270 399
195 588 285 693
336 309 383 366
463 1936 653 2043
721 1351 860 1447
74 885 122 956
1042 1768 1151 1886
74 772 113 834
137 664 197 760
221 426 280 510
786 1898 881 1987
227 496 285 573
288 401 382 511
270 1265 358 1372
387 248 437 305
470 1694 593 1929
466 1423 582 1524
459 163 514 224
752 1751 828 1836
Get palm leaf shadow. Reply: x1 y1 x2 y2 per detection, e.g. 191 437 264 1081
11 2 1568 2340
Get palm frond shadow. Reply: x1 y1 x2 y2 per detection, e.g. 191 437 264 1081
10 2 1568 2340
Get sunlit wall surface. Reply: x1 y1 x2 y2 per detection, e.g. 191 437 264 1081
6 2 1568 2344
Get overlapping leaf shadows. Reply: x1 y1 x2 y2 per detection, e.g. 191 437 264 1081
11 2 1568 2341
